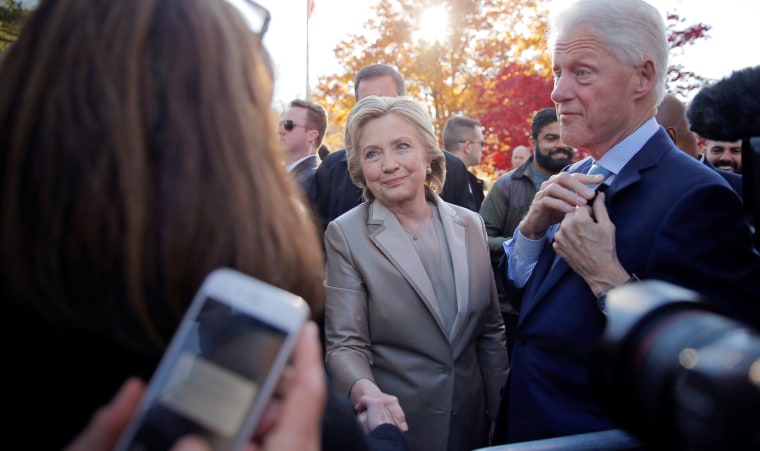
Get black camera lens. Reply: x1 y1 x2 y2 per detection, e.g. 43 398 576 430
591 280 760 450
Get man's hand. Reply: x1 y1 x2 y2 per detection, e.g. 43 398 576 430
553 192 630 295
519 172 603 239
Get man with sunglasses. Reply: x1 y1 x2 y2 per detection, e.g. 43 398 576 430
312 64 479 232
280 99 327 199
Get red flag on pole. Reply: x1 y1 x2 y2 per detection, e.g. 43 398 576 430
308 0 315 19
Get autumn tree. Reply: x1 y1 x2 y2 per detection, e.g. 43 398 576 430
312 0 549 157
665 13 711 99
471 62 554 178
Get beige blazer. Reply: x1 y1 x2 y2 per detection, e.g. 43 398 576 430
324 194 508 451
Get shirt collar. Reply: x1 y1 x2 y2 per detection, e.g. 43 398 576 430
595 117 659 174
286 154 316 172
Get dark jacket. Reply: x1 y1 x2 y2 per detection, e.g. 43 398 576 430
467 170 485 210
290 154 319 195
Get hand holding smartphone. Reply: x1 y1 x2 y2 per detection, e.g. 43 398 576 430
114 268 311 451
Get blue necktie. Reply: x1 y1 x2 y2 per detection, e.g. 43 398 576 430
587 163 612 190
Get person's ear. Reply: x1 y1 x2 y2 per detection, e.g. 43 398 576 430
665 126 678 145
634 59 656 98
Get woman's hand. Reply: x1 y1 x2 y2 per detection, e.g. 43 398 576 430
64 378 211 451
350 379 408 432
355 394 407 433
64 377 146 451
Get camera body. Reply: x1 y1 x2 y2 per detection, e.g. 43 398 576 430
591 280 760 450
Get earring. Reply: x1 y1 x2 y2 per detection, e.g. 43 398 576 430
426 166 432 174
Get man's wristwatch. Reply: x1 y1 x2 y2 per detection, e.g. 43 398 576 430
596 273 640 315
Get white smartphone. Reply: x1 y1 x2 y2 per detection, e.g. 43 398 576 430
114 268 310 451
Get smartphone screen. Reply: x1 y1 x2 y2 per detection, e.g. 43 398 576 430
121 296 288 451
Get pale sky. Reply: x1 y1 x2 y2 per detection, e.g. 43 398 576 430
258 0 760 109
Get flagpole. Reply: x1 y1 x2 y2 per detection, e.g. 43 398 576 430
306 0 311 99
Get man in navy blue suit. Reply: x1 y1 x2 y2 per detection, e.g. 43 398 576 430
499 0 760 443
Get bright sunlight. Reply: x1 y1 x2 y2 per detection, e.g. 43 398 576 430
412 6 449 44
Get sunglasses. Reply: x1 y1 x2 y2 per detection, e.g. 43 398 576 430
280 119 307 132
226 0 271 37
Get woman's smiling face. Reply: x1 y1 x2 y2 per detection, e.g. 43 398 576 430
359 114 429 210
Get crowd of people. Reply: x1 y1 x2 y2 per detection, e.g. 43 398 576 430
2 0 758 450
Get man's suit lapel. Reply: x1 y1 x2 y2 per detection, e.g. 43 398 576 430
367 200 449 336
519 242 567 322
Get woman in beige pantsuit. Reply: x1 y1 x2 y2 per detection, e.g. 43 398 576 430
324 95 509 451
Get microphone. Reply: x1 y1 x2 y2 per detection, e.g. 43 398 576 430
686 65 760 141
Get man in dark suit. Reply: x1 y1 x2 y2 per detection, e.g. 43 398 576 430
656 93 743 197
442 115 487 210
281 99 327 199
499 0 760 444
312 64 477 230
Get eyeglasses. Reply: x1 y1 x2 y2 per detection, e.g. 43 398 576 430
226 0 271 37
280 119 307 132
460 140 486 147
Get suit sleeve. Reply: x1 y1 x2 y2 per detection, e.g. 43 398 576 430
368 424 411 451
323 220 376 397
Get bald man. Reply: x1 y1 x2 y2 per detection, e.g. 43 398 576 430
655 94 700 158
511 145 530 168
656 93 742 196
